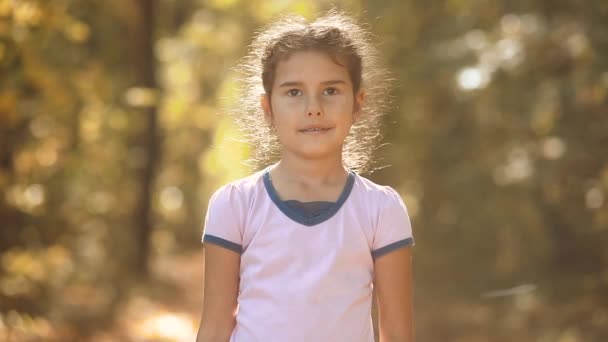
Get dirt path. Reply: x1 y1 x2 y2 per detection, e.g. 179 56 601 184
89 249 206 342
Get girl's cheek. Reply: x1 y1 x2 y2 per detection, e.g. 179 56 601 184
278 95 302 103
322 95 350 107
283 97 306 109
272 97 291 108
273 99 305 116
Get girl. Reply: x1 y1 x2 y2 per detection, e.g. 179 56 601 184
197 10 415 342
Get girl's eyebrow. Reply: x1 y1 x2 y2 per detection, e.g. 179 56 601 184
278 80 347 87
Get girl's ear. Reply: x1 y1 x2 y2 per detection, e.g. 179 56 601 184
353 90 366 122
261 94 273 126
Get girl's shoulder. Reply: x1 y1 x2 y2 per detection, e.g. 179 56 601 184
350 173 410 219
353 174 411 232
352 173 403 204
208 168 266 204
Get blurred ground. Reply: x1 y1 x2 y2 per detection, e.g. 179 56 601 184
2 249 205 342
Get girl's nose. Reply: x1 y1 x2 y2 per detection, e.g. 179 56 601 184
306 97 323 116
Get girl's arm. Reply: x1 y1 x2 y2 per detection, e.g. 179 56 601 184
196 243 240 342
373 246 415 342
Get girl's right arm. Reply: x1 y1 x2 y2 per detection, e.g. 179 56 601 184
196 243 241 342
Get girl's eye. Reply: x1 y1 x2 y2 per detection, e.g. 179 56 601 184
323 87 339 96
287 89 302 97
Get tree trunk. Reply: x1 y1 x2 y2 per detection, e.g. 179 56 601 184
129 0 159 279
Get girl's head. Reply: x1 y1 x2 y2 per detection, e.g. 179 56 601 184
234 10 391 174
259 19 364 99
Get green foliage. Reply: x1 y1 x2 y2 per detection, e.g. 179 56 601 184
0 0 606 340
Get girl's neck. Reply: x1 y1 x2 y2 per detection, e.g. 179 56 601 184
271 154 348 187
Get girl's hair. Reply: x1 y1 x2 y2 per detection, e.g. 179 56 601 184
232 9 391 174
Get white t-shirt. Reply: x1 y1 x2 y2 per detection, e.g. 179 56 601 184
202 165 414 342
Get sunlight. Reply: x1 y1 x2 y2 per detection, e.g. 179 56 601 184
29 116 53 139
13 2 42 26
80 105 103 142
134 312 197 341
202 118 251 185
208 0 239 10
500 14 522 36
24 184 44 207
64 20 90 43
400 191 420 219
457 67 488 90
541 136 566 160
493 147 534 185
585 187 604 210
35 142 58 167
125 87 159 107
166 62 194 86
566 32 589 58
86 192 114 214
1 2 605 341
160 186 184 211
464 29 488 51
496 38 523 67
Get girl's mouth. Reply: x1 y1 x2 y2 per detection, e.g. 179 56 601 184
299 127 332 134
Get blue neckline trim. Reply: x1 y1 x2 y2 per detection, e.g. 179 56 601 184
263 166 355 227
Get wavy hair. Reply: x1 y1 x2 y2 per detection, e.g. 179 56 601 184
231 10 392 174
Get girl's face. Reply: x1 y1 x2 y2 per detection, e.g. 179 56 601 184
262 50 365 162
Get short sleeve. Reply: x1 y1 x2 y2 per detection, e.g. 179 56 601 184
371 186 415 260
201 184 243 254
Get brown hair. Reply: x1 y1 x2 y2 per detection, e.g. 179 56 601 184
231 9 391 174
261 26 363 97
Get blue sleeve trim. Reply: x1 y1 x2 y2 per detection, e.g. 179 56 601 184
203 234 242 254
372 237 414 260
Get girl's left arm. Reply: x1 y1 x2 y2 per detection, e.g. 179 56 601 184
373 246 414 342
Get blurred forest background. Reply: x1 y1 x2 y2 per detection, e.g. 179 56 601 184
1 0 607 341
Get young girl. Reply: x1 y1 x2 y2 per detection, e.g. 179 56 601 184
197 10 415 342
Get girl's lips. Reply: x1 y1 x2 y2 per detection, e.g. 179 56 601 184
298 127 333 134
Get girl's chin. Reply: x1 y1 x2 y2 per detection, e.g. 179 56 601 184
278 135 345 157
283 146 342 159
